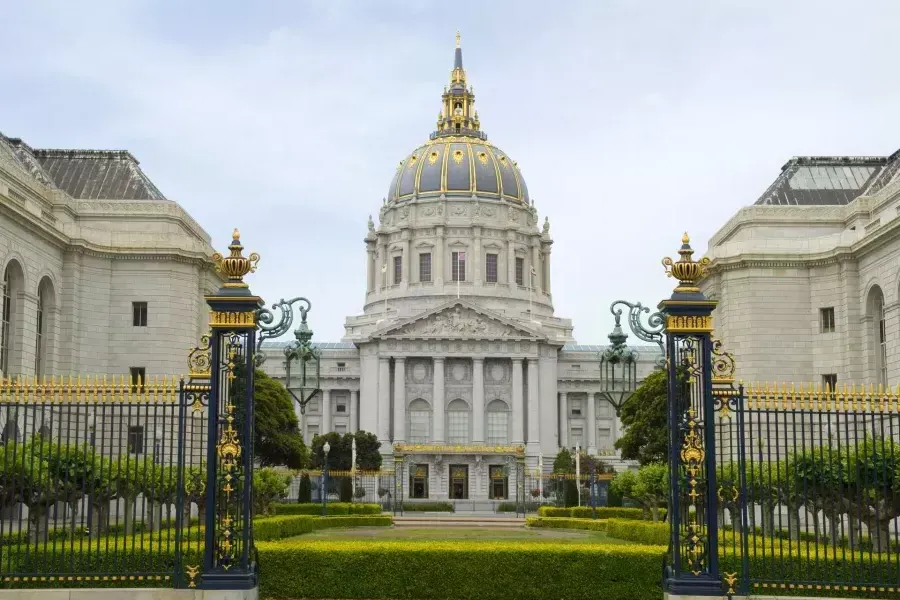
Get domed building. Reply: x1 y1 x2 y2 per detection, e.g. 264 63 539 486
261 35 661 506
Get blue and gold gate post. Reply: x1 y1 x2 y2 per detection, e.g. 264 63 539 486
202 229 262 590
660 233 721 596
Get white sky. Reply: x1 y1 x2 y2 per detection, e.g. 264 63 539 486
2 0 900 342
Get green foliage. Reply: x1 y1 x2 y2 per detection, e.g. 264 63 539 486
254 515 392 541
253 369 308 469
496 502 542 513
253 468 292 516
401 501 454 512
606 519 669 546
273 502 382 516
552 447 575 473
256 539 665 600
610 464 668 521
525 517 608 532
537 506 648 520
298 473 312 503
615 368 668 465
338 477 353 502
309 430 382 471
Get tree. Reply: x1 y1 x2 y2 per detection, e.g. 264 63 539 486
610 463 668 521
298 474 312 503
353 430 383 470
253 467 291 516
309 430 381 471
253 369 308 469
615 368 668 465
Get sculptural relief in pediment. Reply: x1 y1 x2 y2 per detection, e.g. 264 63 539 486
388 307 527 339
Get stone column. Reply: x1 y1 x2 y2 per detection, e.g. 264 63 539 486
531 243 541 293
587 392 597 455
559 392 568 448
401 231 410 291
539 347 559 459
433 357 445 443
511 358 524 444
380 241 389 290
366 244 376 293
526 360 539 452
542 244 552 295
473 226 482 286
321 389 332 434
506 232 517 293
359 350 379 434
378 357 391 445
472 358 485 443
351 389 360 432
435 226 445 286
12 292 38 376
393 358 406 443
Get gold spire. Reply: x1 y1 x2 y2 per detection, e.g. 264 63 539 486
456 31 461 48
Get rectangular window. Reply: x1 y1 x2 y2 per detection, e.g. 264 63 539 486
820 307 835 333
307 424 319 438
485 253 498 283
336 400 347 413
488 465 508 500
571 427 583 449
335 425 347 434
486 411 509 445
419 253 432 283
130 367 146 393
570 398 583 417
598 400 612 417
132 302 148 327
128 425 144 455
452 251 467 282
598 426 613 450
393 256 402 285
410 464 429 499
822 373 838 391
336 362 346 372
447 411 469 444
310 399 321 414
515 257 524 286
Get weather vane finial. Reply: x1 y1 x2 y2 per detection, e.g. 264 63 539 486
456 31 461 48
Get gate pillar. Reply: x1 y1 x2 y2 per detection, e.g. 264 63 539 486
202 229 262 590
659 233 721 595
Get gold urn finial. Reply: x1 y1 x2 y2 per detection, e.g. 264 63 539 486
662 232 710 294
212 228 260 289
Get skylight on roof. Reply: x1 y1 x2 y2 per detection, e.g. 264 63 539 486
788 166 876 190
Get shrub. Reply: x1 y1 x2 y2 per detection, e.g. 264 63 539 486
496 502 541 513
401 501 454 512
257 539 664 600
255 515 392 541
298 473 312 503
273 502 382 516
526 517 607 532
537 506 649 520
253 467 292 516
339 478 353 502
606 519 669 546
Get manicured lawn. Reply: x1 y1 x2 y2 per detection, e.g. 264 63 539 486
299 525 627 544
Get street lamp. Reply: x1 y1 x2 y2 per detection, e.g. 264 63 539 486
322 441 331 516
154 427 163 464
599 311 638 444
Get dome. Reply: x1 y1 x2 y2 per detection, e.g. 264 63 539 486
387 137 529 204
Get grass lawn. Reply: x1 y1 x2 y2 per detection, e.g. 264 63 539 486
299 525 627 544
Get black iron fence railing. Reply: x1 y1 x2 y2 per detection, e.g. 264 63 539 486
714 383 900 596
0 376 208 588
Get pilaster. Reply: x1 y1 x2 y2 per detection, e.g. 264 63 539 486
433 357 445 443
511 358 524 444
12 292 38 376
587 391 597 454
526 358 540 454
472 357 485 443
321 389 332 434
538 347 559 458
351 389 360 432
393 358 406 443
377 357 391 445
559 391 569 448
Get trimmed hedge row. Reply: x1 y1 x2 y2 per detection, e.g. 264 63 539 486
401 501 454 512
525 517 607 532
257 539 664 600
255 515 392 541
272 502 382 516
606 519 669 546
496 502 542 513
537 506 648 520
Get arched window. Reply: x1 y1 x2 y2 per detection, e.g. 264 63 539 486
407 398 432 444
0 261 24 376
447 398 470 444
867 285 888 386
486 399 510 445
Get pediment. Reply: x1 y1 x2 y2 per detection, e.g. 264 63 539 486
374 300 545 341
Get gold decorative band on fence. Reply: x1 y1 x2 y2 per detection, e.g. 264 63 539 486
0 373 182 403
744 380 900 412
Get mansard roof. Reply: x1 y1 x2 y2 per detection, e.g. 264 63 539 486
371 299 548 341
0 132 166 201
754 154 893 207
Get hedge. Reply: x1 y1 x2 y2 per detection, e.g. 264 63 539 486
401 501 454 512
272 502 382 516
606 519 669 546
257 539 664 600
255 515 392 541
525 517 608 532
537 506 648 520
495 502 541 513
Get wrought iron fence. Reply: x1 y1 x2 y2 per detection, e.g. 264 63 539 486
715 383 900 596
0 375 208 588
283 470 398 511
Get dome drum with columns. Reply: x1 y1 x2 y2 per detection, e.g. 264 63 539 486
261 34 661 507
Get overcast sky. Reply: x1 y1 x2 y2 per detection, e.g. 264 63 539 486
2 1 899 343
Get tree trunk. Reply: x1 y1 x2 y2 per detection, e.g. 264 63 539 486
29 509 49 544
123 496 136 536
761 503 775 537
94 501 110 536
651 505 660 523
730 508 740 531
787 505 801 541
148 501 162 532
848 513 860 549
825 513 839 547
868 517 892 553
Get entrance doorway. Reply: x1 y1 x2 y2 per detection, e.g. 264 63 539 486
449 464 469 499
410 464 429 499
488 465 508 499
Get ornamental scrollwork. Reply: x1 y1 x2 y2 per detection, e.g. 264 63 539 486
256 297 308 364
710 338 736 382
610 300 665 367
